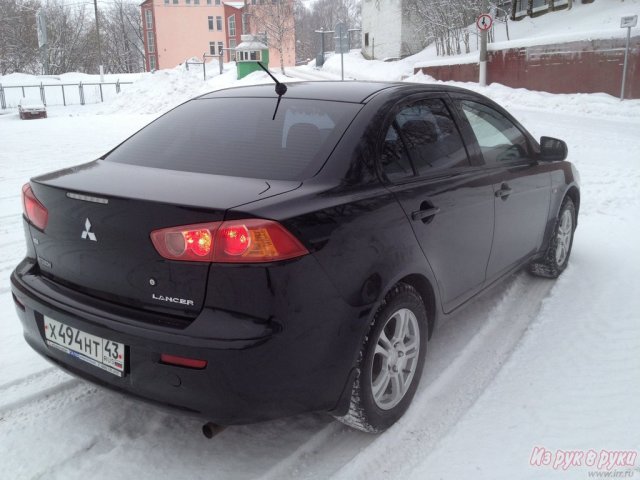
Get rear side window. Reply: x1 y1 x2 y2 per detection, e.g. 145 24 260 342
105 98 361 180
381 98 469 181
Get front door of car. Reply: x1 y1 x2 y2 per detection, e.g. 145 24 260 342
380 95 495 313
455 99 552 281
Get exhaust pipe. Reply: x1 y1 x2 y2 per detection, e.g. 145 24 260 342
202 422 226 439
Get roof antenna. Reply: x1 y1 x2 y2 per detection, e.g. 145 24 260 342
257 62 287 120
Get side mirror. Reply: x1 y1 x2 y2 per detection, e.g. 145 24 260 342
540 136 568 161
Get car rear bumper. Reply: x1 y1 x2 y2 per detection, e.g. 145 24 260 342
11 257 366 424
19 110 47 119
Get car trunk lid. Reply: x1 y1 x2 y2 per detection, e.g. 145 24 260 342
28 160 300 319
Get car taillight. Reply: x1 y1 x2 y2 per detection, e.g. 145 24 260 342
150 219 308 263
21 183 48 230
150 222 218 262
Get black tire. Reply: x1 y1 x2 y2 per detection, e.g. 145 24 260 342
529 196 576 278
336 283 428 433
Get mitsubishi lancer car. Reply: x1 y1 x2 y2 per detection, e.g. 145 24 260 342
11 81 579 433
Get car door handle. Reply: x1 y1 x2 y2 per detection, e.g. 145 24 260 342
411 206 441 223
495 184 513 199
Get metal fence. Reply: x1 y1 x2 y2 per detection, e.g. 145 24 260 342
0 81 134 109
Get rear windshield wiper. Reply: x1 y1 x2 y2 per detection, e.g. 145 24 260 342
257 62 287 120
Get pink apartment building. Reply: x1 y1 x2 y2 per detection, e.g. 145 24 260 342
141 0 295 71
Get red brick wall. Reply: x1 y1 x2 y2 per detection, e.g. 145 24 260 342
416 37 640 99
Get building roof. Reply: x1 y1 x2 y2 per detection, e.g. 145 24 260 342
236 40 268 50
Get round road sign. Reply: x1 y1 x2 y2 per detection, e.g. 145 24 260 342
476 14 493 31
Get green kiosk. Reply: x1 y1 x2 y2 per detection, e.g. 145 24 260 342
236 35 270 80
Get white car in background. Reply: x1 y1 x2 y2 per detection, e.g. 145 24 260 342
18 97 47 119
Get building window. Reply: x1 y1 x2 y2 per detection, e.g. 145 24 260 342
209 42 216 55
228 15 236 36
216 16 222 31
215 0 221 4
194 0 200 4
145 10 153 29
186 0 190 4
207 0 211 3
164 0 169 5
147 30 155 53
149 56 156 70
173 0 178 4
228 39 234 61
238 51 261 61
208 16 214 31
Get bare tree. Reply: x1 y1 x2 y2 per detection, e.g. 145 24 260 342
294 0 316 62
249 0 296 74
101 0 144 73
42 1 94 74
0 0 40 75
405 0 510 57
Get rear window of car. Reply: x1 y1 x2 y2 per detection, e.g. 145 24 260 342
104 97 362 180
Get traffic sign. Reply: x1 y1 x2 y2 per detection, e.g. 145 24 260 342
476 14 493 31
334 22 349 54
620 15 637 28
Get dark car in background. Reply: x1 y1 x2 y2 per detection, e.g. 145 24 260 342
11 81 579 433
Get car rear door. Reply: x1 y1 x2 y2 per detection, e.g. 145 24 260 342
379 94 495 313
452 96 552 281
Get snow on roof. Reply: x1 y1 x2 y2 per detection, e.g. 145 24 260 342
223 1 245 8
18 97 45 108
236 41 268 50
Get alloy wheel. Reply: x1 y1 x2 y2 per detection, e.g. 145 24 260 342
555 209 573 266
371 308 420 410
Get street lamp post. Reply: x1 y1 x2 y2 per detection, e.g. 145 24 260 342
620 15 638 101
93 0 104 82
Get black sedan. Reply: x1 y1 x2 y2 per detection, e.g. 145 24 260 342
11 81 579 433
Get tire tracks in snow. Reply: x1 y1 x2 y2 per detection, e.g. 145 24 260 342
331 274 555 480
258 273 555 480
0 367 81 418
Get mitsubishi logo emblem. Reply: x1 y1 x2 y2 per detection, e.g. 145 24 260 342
81 218 97 241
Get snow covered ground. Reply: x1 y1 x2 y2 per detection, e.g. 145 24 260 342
1 78 639 479
1 3 640 475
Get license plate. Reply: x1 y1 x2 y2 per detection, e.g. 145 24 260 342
44 317 126 377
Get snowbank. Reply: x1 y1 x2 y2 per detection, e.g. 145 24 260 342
93 61 299 116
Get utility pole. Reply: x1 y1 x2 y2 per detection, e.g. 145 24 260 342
620 15 638 100
476 3 492 87
36 10 48 75
242 0 249 36
93 0 104 82
479 0 488 86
